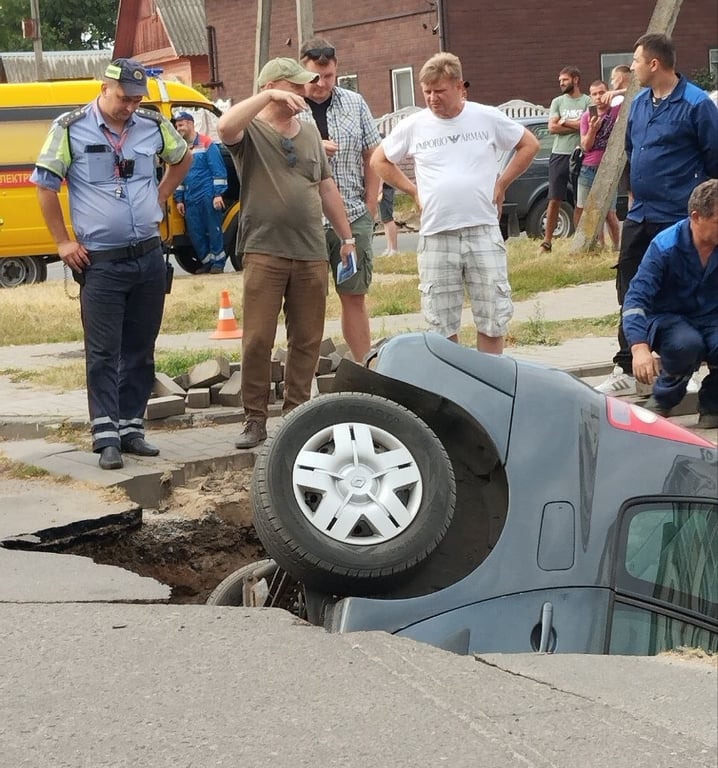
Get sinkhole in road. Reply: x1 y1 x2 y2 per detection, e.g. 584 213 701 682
64 466 267 604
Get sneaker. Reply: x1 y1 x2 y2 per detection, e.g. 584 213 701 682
235 419 267 449
697 412 718 429
209 261 225 274
686 373 700 394
642 396 671 418
595 365 637 395
380 248 399 257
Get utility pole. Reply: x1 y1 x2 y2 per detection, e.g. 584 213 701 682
296 0 314 52
26 0 45 81
254 0 272 94
570 0 684 253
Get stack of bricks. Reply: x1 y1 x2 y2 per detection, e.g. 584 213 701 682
144 339 353 420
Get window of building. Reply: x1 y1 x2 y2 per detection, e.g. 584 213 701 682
710 48 718 82
600 53 633 85
392 67 415 111
337 74 358 92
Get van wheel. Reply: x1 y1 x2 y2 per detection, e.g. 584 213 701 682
224 215 243 272
173 246 204 274
23 257 48 285
0 258 30 288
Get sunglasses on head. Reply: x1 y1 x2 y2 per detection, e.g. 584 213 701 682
280 137 297 168
303 46 335 61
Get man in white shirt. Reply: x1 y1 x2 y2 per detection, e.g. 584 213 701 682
371 52 539 353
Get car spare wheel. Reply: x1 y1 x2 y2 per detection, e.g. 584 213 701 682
252 393 456 595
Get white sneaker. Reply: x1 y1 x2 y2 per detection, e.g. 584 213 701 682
686 373 700 394
380 248 399 257
595 365 637 395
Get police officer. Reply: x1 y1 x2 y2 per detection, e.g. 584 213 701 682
31 59 191 470
173 111 229 273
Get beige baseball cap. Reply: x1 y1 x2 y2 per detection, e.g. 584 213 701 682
257 57 319 87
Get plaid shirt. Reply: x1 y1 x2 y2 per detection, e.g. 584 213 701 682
301 87 380 222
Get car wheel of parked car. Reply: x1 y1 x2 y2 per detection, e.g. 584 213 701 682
252 393 456 595
0 257 30 288
526 199 575 239
223 214 243 272
206 559 288 606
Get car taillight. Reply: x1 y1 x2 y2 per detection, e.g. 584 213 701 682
606 397 715 447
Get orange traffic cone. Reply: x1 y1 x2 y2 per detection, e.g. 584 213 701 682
210 290 243 339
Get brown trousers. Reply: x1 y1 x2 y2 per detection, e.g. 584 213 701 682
241 253 328 420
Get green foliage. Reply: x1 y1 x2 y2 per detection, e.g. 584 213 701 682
155 349 241 378
690 67 717 92
0 0 116 52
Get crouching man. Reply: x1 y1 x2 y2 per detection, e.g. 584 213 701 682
622 179 718 427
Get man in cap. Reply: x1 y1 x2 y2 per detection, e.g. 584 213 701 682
31 58 192 470
173 111 229 273
300 39 381 363
218 57 355 449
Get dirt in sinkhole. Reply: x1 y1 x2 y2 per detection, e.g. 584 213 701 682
64 466 267 604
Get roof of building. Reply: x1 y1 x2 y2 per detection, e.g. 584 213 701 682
156 0 207 56
0 50 112 83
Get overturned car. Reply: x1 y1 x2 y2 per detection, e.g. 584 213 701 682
210 333 717 656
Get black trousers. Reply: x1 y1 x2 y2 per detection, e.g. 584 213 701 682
614 218 672 374
80 244 166 452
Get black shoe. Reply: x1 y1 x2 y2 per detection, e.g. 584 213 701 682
121 437 160 456
642 396 671 417
195 262 212 274
698 411 718 429
99 446 123 470
235 419 267 449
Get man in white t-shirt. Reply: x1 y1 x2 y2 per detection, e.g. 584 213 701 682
371 52 539 353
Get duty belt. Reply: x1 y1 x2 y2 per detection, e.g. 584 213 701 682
89 236 162 263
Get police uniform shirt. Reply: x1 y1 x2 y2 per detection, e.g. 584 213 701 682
31 100 187 250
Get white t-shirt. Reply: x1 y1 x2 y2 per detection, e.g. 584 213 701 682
381 102 524 235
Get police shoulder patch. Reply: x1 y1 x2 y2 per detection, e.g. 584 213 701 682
135 106 163 123
58 105 90 128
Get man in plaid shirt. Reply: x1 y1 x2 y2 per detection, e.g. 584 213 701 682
300 39 381 363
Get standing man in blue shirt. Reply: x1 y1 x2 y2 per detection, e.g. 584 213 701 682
173 111 229 274
623 179 718 427
596 34 718 396
300 39 381 363
31 59 191 470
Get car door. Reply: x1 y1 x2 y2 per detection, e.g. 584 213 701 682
608 498 718 654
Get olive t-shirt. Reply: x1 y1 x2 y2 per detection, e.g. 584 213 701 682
549 93 591 155
227 119 332 261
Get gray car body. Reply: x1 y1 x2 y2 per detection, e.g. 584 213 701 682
316 333 717 655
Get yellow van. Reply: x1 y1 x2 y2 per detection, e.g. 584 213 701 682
0 74 241 287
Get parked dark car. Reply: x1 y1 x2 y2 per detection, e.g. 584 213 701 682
499 116 628 240
209 333 717 657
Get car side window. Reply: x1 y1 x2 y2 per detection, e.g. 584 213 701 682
609 500 717 654
530 124 552 160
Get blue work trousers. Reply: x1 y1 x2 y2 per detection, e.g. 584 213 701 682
649 313 718 413
185 197 225 264
80 246 166 452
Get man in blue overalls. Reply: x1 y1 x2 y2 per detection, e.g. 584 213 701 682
31 59 191 470
173 112 228 274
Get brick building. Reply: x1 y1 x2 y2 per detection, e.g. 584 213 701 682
205 0 717 115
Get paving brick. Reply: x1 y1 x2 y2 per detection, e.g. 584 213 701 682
209 382 224 404
329 352 344 371
273 346 287 363
228 361 242 376
218 372 242 407
186 388 211 409
154 372 187 398
145 396 186 420
316 374 336 393
270 359 284 382
173 373 190 390
319 337 336 356
316 356 333 375
187 357 230 388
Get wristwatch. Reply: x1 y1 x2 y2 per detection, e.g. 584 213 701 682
341 238 355 245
